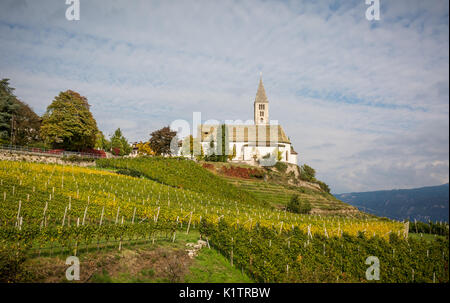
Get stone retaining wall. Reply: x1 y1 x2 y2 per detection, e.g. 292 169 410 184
0 151 96 167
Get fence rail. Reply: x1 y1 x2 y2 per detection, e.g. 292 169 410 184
0 144 105 159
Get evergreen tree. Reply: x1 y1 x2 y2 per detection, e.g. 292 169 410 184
0 79 41 145
110 128 131 156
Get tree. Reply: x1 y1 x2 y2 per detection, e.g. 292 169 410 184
14 99 41 146
208 138 215 156
287 194 312 214
149 126 177 156
219 124 229 162
0 79 41 145
181 135 194 159
95 131 110 150
181 135 203 159
110 128 132 156
136 141 154 156
41 90 98 151
276 148 283 161
196 144 204 161
228 144 236 161
209 124 228 162
0 79 19 143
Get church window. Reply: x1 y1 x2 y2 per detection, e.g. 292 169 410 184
260 111 264 117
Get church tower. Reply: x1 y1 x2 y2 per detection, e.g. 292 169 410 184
254 75 269 125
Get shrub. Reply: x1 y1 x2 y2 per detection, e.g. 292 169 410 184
274 161 288 173
249 169 264 179
316 180 331 193
0 243 30 283
299 164 316 182
219 166 264 179
116 168 142 178
80 148 107 158
286 194 312 214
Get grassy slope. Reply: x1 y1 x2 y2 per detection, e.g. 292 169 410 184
202 161 357 213
24 230 252 283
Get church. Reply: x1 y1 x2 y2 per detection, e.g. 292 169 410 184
197 76 298 165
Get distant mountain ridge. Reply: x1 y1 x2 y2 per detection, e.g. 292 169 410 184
334 183 449 222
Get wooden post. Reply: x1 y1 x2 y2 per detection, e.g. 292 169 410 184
404 221 409 239
62 206 67 227
16 200 21 228
82 206 88 225
100 207 104 226
155 207 160 223
115 206 120 224
186 212 193 234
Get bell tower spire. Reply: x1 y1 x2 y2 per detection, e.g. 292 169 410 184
254 73 269 125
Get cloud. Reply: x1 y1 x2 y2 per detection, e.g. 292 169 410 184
0 0 448 193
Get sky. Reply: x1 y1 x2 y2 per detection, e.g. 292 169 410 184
0 0 448 194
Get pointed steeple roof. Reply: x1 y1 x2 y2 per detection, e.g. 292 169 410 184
254 75 269 103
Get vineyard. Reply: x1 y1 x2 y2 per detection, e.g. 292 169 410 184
200 219 448 282
96 157 260 206
0 159 448 282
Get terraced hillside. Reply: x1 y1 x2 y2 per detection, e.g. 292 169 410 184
200 161 358 214
227 177 357 213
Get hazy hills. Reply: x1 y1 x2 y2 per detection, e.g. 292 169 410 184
335 183 449 222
